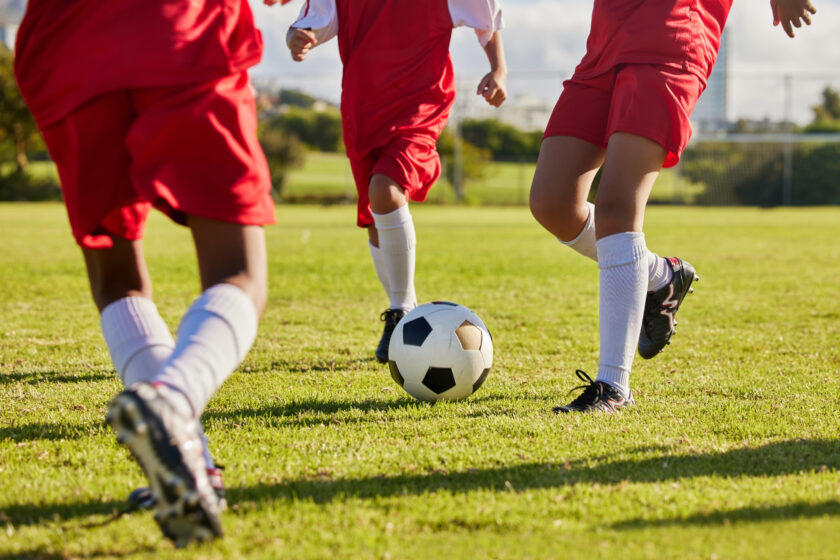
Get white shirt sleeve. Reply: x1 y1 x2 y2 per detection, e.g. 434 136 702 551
448 0 504 47
289 0 339 46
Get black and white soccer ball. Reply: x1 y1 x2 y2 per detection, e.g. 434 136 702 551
388 301 493 401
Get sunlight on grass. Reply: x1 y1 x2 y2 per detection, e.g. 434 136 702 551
1 204 839 559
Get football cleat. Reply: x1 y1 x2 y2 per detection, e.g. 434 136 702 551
553 370 634 413
128 467 226 512
106 383 223 547
638 257 699 360
375 308 406 363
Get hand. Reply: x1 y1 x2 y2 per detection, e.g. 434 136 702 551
476 71 507 108
287 28 318 61
771 0 817 38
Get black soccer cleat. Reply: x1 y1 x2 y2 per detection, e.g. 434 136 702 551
128 466 227 513
106 383 224 547
638 257 699 360
553 370 634 414
375 308 406 363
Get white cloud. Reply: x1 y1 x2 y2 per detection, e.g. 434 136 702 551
251 0 840 124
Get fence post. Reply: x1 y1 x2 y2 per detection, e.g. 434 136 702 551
782 74 794 206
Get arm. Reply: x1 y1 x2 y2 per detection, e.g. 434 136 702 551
476 30 507 108
771 0 817 38
275 0 339 61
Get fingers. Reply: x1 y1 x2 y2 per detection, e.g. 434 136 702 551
288 29 318 60
476 74 507 107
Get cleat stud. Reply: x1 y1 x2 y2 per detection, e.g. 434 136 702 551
134 421 148 435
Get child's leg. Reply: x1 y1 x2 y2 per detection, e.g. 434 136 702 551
593 132 666 396
530 137 673 288
152 216 265 418
530 135 604 259
368 173 416 312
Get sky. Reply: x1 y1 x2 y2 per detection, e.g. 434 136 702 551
249 0 840 125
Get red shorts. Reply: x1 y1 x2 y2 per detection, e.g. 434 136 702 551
349 136 441 227
41 72 275 249
544 64 704 167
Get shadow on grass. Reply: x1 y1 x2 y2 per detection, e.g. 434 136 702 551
0 370 112 385
611 499 840 530
203 396 432 428
0 421 107 442
226 438 840 506
5 439 838 527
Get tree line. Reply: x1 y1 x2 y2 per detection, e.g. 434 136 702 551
3 42 840 204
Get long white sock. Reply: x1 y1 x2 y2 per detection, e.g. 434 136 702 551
560 202 672 292
100 297 175 387
372 205 417 311
595 232 648 398
101 296 217 468
153 283 258 418
369 241 391 299
560 202 598 261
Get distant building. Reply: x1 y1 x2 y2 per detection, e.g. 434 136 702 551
692 28 730 133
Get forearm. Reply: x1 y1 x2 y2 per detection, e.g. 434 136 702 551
482 31 507 77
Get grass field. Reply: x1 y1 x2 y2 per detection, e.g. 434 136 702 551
19 151 699 206
1 203 839 559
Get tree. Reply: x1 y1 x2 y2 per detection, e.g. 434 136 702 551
0 45 41 174
258 126 305 201
459 118 541 162
266 106 343 152
811 86 840 123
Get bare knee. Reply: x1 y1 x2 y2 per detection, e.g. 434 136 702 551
368 173 407 215
530 178 589 241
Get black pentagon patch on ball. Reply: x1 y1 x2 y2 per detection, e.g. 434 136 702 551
422 367 457 394
388 361 404 387
402 317 433 346
473 367 490 392
431 301 458 306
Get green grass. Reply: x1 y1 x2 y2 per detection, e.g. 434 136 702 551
1 204 840 559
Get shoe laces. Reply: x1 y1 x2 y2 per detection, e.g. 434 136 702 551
565 369 606 407
380 308 404 326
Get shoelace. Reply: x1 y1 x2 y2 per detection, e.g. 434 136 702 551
564 369 605 407
380 309 403 325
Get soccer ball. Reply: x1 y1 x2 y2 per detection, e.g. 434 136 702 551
388 301 493 401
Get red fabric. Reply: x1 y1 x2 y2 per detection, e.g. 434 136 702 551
350 136 441 228
577 0 732 85
15 0 263 128
544 64 704 167
41 72 275 249
335 0 456 161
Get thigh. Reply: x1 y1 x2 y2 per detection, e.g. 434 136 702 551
41 92 152 250
128 72 276 228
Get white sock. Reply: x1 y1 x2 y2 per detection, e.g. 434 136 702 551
153 283 258 418
372 205 417 311
369 241 391 299
560 202 598 261
560 203 672 293
101 296 218 468
647 252 674 292
100 297 175 387
595 232 648 398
